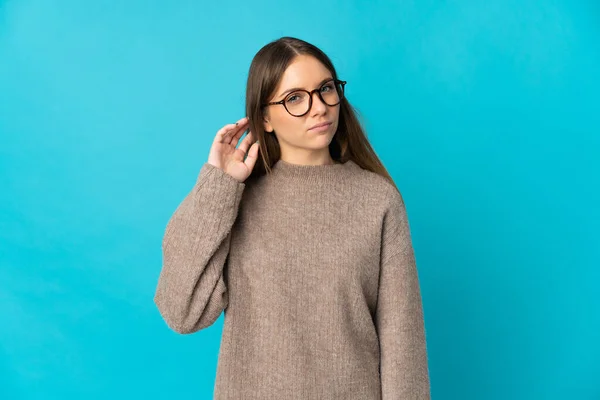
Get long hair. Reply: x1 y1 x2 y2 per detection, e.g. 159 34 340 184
244 36 398 192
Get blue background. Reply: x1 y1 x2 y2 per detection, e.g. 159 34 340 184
1 0 599 399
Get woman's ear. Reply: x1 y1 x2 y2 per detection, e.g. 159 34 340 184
263 116 273 133
263 109 273 133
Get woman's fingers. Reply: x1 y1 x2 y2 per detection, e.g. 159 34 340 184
236 130 255 155
244 141 260 170
215 124 236 143
216 117 249 144
229 124 248 147
225 119 249 145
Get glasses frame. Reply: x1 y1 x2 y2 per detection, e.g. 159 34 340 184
262 79 347 117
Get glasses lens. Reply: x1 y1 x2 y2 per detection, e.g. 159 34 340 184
320 80 343 106
285 91 310 116
284 80 344 116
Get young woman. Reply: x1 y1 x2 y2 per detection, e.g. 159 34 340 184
154 36 431 399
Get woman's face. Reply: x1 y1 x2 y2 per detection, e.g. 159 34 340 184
263 55 340 162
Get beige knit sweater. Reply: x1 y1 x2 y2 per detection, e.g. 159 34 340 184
154 158 431 399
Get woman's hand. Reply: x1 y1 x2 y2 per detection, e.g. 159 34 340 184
207 117 260 183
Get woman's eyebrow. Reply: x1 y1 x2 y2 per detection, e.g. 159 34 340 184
277 77 334 98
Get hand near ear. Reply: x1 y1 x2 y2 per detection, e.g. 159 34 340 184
208 117 260 183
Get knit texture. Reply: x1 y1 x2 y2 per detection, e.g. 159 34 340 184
154 159 431 399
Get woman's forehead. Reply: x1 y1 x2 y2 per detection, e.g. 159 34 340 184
276 56 332 93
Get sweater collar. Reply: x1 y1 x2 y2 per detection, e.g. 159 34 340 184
269 158 357 185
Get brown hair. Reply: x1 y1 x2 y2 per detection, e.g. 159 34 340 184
244 36 398 192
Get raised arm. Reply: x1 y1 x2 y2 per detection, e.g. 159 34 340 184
154 162 245 334
154 116 260 334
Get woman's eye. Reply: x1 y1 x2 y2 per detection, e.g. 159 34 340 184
321 83 334 92
287 93 304 103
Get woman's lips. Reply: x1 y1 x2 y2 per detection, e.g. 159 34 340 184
309 122 332 132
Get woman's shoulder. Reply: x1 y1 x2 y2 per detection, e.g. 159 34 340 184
351 162 402 201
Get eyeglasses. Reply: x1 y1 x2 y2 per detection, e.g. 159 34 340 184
262 79 347 117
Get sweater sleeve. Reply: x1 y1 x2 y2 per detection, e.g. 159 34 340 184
376 188 431 399
154 162 245 334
